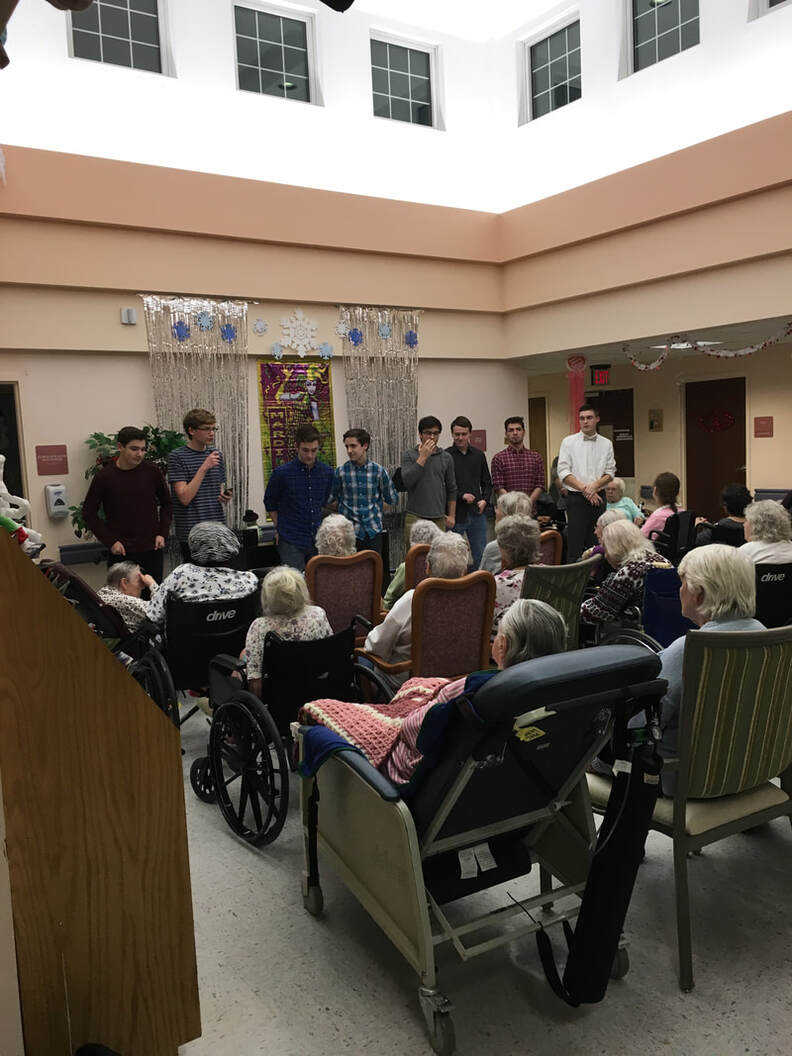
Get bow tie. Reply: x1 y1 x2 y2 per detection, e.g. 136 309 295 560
582 434 597 442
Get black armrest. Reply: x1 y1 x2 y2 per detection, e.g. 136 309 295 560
309 736 402 801
354 614 373 631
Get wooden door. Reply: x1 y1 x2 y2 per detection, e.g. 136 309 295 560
685 377 746 520
527 396 548 483
585 388 635 477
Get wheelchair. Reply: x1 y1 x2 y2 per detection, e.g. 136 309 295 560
189 619 392 846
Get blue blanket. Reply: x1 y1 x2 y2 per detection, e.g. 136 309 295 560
298 725 364 777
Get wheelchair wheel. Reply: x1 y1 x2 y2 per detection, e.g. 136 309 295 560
598 628 663 654
302 884 324 917
190 756 216 803
209 693 289 846
610 945 630 980
429 1013 455 1056
130 648 179 726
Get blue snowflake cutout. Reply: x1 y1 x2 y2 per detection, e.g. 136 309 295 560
271 342 284 360
318 342 333 360
172 319 190 342
220 323 237 343
378 322 392 339
196 311 214 332
404 329 419 349
348 327 364 347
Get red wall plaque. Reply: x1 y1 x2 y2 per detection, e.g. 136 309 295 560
754 416 774 438
470 429 487 451
36 444 69 475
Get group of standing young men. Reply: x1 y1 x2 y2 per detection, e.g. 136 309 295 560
83 402 616 577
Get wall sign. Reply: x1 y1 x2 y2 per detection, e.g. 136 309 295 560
754 416 774 438
648 409 664 433
590 364 611 386
470 429 487 451
36 444 69 475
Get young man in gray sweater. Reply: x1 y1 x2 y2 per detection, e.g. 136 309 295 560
399 415 457 545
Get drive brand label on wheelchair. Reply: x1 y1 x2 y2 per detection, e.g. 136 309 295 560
206 609 237 622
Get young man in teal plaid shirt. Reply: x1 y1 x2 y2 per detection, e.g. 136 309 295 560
332 428 398 556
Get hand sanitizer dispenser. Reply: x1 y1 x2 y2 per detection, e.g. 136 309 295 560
44 483 69 519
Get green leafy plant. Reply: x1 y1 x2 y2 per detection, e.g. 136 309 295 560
70 425 185 539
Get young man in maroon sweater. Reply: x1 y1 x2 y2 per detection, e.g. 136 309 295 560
83 426 173 581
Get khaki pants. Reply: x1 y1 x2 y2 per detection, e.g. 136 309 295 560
404 512 446 547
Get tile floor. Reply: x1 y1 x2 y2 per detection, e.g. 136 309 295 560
178 717 792 1056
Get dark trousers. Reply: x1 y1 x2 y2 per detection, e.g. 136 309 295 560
565 491 605 563
107 548 163 581
356 533 383 556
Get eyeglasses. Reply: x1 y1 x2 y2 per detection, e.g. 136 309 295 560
196 425 217 432
422 430 441 437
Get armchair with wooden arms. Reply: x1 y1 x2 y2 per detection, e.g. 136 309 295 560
539 529 563 566
360 570 496 681
305 549 384 638
404 543 431 590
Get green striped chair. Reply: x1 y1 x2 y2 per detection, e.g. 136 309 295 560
591 626 792 991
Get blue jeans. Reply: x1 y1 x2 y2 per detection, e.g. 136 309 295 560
277 538 316 572
453 508 488 570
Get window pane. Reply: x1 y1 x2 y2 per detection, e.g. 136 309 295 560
130 0 158 13
657 28 680 60
236 34 257 65
568 48 580 78
372 93 390 117
102 35 132 66
388 44 408 72
566 21 580 49
235 6 256 36
390 97 411 122
282 17 306 48
680 18 699 49
257 11 281 43
531 39 548 67
72 29 102 60
549 29 566 60
533 92 551 118
412 101 432 125
633 0 655 15
100 5 129 39
549 58 567 85
72 6 99 31
568 76 582 101
657 0 680 35
132 42 160 72
130 12 158 46
551 82 568 109
260 69 283 96
633 11 656 46
389 70 409 99
409 49 430 77
259 41 282 70
238 64 260 92
371 66 388 93
102 0 127 8
410 75 430 103
289 76 309 101
634 40 656 69
370 39 387 67
681 0 699 17
532 64 549 94
284 47 308 77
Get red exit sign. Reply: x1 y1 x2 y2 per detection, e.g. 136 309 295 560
590 364 611 386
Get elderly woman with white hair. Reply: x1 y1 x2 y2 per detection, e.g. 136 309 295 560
739 500 792 564
383 518 443 610
315 513 357 557
580 519 671 626
605 477 644 525
479 490 534 574
491 514 542 639
365 532 470 672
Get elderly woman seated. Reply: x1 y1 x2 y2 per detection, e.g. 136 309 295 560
364 532 470 674
383 518 442 610
479 490 533 574
739 500 792 564
605 477 644 525
580 519 671 627
97 560 159 632
694 483 752 547
491 514 542 638
147 522 259 627
243 566 332 698
301 598 567 785
315 513 357 557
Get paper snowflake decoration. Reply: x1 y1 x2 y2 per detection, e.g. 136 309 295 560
196 311 214 332
253 318 269 336
378 322 392 339
220 323 237 343
404 329 419 349
172 320 190 342
347 327 364 347
334 320 350 338
318 342 333 360
271 342 284 360
280 307 318 356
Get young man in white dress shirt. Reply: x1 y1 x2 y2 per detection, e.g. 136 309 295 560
556 404 617 561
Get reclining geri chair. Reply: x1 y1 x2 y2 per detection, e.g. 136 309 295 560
299 645 665 1055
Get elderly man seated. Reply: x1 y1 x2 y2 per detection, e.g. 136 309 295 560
97 560 159 632
315 513 357 557
147 522 259 627
364 532 470 674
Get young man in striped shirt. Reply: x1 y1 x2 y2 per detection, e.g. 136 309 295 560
168 408 232 562
332 428 398 556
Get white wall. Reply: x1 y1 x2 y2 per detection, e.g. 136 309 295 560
3 0 791 211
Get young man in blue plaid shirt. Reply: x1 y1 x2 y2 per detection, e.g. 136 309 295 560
332 428 398 556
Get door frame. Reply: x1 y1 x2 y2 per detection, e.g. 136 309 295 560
526 389 550 474
680 371 751 507
0 380 30 516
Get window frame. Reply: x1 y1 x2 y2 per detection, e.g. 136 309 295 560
368 28 444 131
67 0 176 78
230 0 321 106
518 8 581 126
625 0 701 77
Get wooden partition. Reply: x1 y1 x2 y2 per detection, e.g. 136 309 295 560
0 535 200 1055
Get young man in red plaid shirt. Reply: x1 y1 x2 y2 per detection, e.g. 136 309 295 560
490 416 545 504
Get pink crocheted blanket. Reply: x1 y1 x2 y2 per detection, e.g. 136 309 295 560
299 676 450 781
